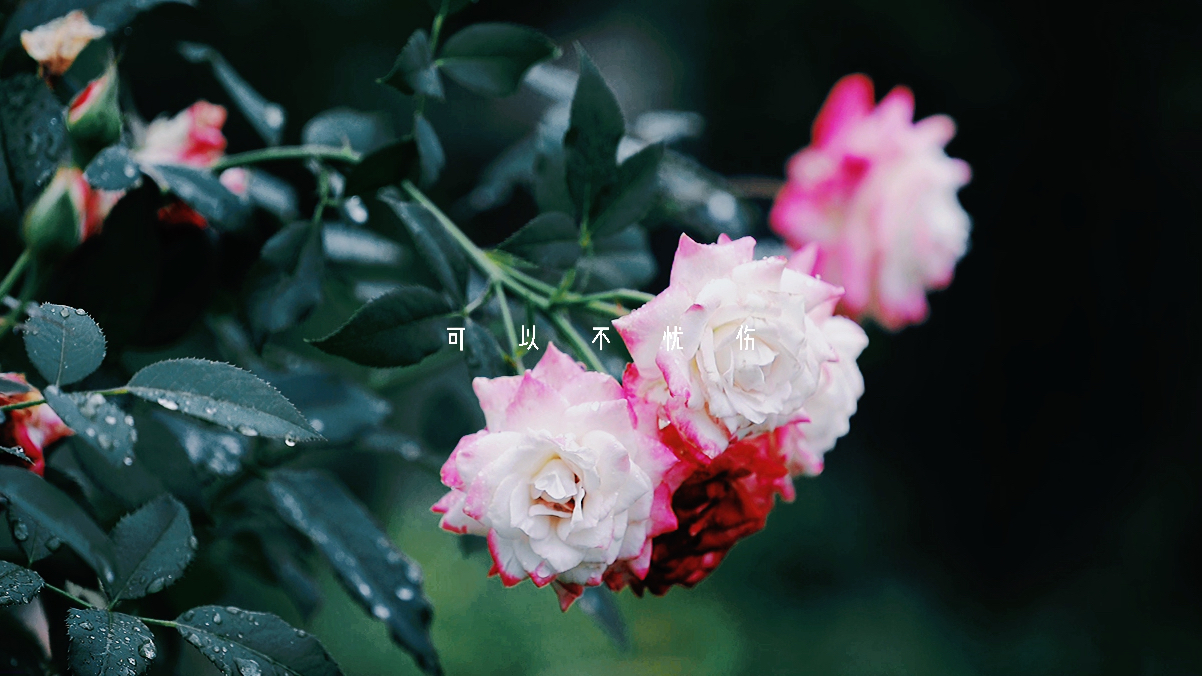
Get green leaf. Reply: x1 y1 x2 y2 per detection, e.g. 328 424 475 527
0 466 116 583
309 286 456 368
579 226 657 291
0 560 44 606
147 164 249 231
379 30 443 99
462 318 508 378
498 212 581 270
413 114 445 187
247 221 325 343
0 75 69 208
149 410 247 478
378 193 466 302
424 0 476 14
267 469 439 675
344 139 417 198
589 143 663 238
84 145 142 191
106 495 195 602
178 42 286 146
301 108 395 155
269 369 391 445
68 436 166 511
42 389 136 466
174 605 343 676
576 586 630 651
0 378 31 395
125 359 321 442
2 446 33 467
65 609 156 676
22 303 106 387
564 47 624 217
438 23 559 97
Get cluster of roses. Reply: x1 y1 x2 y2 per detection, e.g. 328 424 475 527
17 11 247 255
431 74 972 608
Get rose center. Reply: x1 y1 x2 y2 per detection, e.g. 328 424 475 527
529 458 581 517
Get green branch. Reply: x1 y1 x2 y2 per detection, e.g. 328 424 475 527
0 250 31 302
0 399 45 413
211 145 362 171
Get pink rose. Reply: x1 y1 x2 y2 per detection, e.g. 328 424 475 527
770 74 972 330
136 101 229 168
432 344 678 610
614 233 846 460
0 374 73 476
20 11 105 79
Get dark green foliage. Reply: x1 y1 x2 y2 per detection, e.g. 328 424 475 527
438 23 559 97
65 609 156 676
463 318 508 378
0 75 69 208
0 466 115 582
309 286 456 367
125 359 322 442
267 469 440 674
246 221 325 343
148 164 249 231
564 48 624 219
22 303 107 386
301 108 395 154
0 560 44 606
379 193 466 302
413 114 445 187
379 30 443 99
42 389 136 466
344 139 417 197
106 495 195 602
589 143 664 238
174 605 343 676
83 146 142 191
499 211 581 271
0 446 34 466
269 370 391 445
576 586 630 651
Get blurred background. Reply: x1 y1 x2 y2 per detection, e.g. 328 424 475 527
99 0 1202 673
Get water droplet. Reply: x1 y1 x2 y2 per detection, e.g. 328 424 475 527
86 428 97 437
284 437 297 447
122 456 134 466
344 196 369 223
204 406 217 415
74 308 86 315
124 165 136 178
396 586 415 601
295 628 307 638
157 398 179 411
124 414 135 426
357 582 371 597
263 105 284 129
189 535 198 549
212 612 222 624
310 418 325 432
186 633 202 648
235 657 262 676
46 537 62 551
139 640 156 659
146 577 166 594
237 426 258 437
79 621 94 631
104 415 117 425
11 521 28 541
372 605 391 620
98 433 111 449
59 308 69 318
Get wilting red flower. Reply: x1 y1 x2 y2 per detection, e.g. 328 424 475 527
0 374 73 476
605 428 793 595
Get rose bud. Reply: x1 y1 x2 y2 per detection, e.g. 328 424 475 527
21 166 118 256
67 63 122 164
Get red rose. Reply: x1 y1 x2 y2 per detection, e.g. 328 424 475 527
606 427 794 595
0 374 73 476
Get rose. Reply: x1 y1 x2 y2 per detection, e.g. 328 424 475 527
0 374 73 476
614 233 846 460
770 73 972 330
20 11 105 79
21 167 120 255
432 343 679 610
67 64 122 163
605 430 793 596
135 101 230 168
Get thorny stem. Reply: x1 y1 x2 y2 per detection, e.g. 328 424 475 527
211 145 362 172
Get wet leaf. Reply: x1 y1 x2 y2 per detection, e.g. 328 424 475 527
106 495 195 602
267 469 439 674
589 143 663 238
378 193 466 303
147 164 249 231
0 446 34 466
22 303 107 387
0 560 44 606
84 145 142 191
438 23 559 97
247 221 325 343
125 359 321 442
309 286 456 368
0 75 68 208
301 108 395 155
564 47 624 217
269 370 391 445
42 389 136 467
0 466 116 583
174 605 344 676
65 609 155 676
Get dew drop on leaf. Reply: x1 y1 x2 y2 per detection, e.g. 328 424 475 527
139 641 156 660
157 398 179 411
237 426 259 437
235 657 262 676
11 521 28 541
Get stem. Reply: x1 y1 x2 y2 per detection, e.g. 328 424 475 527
0 250 31 302
140 617 180 629
92 387 129 397
0 399 45 412
547 311 607 373
43 583 94 608
494 283 524 373
401 180 505 280
429 0 450 50
212 145 361 172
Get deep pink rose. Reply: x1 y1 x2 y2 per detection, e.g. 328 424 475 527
770 74 972 330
